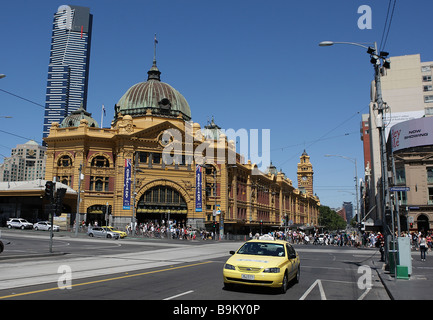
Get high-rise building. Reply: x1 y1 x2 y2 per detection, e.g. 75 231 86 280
0 140 46 182
42 5 92 144
363 54 432 226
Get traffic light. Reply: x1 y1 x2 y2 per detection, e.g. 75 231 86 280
55 188 67 216
45 181 54 200
108 205 112 215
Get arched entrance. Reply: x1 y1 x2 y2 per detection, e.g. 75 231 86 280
417 214 430 234
136 185 188 227
86 205 108 227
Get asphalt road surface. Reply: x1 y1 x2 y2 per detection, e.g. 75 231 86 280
0 230 390 303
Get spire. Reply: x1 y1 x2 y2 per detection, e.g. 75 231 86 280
147 34 161 81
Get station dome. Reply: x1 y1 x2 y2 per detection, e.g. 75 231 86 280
59 105 99 128
114 61 191 121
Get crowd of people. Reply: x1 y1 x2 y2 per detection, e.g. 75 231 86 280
125 221 217 240
80 219 433 261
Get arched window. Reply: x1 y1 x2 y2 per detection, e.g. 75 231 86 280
58 155 72 167
91 156 110 168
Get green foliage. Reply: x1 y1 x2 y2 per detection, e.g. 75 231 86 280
318 205 347 231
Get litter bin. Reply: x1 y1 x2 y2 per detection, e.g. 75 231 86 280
388 250 398 275
388 239 399 275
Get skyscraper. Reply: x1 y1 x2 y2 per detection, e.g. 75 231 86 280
42 5 92 144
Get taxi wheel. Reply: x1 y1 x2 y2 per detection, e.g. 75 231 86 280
294 265 300 284
280 272 288 294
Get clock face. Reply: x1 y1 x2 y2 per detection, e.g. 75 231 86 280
158 132 172 147
302 176 308 181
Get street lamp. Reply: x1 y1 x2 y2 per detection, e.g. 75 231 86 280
319 41 372 49
320 40 392 265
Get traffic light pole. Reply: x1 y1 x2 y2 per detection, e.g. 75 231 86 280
48 181 56 253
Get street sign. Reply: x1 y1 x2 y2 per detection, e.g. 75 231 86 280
390 186 410 192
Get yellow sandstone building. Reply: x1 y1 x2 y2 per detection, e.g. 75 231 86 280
44 59 320 234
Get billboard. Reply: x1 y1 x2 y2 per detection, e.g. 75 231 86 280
390 116 433 152
123 158 132 209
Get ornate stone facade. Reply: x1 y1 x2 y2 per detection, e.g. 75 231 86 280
44 62 320 233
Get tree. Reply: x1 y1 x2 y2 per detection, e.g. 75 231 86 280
319 205 347 231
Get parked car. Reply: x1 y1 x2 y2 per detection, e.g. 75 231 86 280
6 218 33 230
87 227 120 239
33 221 60 232
101 226 127 238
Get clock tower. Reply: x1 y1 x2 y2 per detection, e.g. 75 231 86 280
297 150 314 195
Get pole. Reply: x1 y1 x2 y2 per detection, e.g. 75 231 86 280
213 168 217 240
132 152 138 236
373 41 392 266
49 181 56 253
74 164 82 237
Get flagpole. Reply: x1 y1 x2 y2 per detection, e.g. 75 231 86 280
101 104 105 128
154 34 158 63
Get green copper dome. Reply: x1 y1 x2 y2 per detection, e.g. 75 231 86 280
59 105 99 128
114 62 191 121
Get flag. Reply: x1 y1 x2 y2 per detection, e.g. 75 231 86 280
102 104 106 116
154 34 158 44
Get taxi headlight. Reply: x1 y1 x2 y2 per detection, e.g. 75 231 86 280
224 264 236 270
263 267 280 273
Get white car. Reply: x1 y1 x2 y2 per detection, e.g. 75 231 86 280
6 218 33 230
87 227 120 239
33 221 60 232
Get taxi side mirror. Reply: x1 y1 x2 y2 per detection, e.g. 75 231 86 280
229 250 235 255
288 253 296 259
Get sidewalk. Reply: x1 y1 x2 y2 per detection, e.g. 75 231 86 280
371 249 433 300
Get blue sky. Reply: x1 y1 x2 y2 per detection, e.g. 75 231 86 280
1 0 432 210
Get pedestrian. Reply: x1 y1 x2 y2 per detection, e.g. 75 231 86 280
419 234 427 261
426 233 432 252
377 232 385 262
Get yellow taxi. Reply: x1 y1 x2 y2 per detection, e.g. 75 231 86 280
223 236 300 293
102 226 127 239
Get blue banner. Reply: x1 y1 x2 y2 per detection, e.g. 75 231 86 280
123 158 132 210
195 165 202 212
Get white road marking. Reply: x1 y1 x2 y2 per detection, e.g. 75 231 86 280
163 290 194 300
299 279 326 300
358 288 371 300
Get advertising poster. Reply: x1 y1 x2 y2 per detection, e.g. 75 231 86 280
195 165 202 212
123 158 132 210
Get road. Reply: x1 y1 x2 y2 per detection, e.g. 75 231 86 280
0 229 390 303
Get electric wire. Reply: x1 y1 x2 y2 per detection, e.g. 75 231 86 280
0 88 45 109
275 104 369 170
379 0 397 52
379 0 393 52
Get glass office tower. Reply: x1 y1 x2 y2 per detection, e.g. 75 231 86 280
43 5 92 144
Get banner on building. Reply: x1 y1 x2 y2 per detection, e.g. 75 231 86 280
123 158 132 210
195 165 203 212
